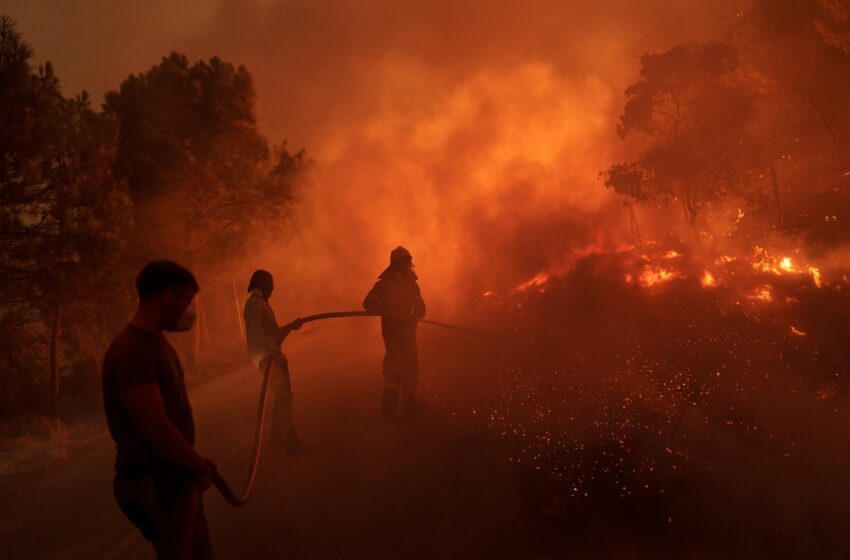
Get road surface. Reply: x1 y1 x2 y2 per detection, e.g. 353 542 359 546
0 321 552 559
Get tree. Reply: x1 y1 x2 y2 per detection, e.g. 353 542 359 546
734 0 850 161
0 16 132 418
727 0 850 248
104 52 307 363
0 18 307 419
35 93 132 416
105 53 305 273
603 43 764 235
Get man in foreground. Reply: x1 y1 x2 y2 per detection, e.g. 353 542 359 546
243 269 314 454
363 246 427 422
102 260 214 559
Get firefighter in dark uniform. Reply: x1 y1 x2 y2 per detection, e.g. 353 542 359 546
363 247 426 421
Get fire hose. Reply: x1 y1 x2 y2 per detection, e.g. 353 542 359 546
206 311 488 508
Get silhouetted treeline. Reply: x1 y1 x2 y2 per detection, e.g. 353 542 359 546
0 16 307 420
604 0 850 250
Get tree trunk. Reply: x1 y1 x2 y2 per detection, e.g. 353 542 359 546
769 161 780 209
679 195 698 233
627 201 643 247
769 161 782 228
231 280 245 336
679 188 701 251
49 300 62 419
806 87 843 158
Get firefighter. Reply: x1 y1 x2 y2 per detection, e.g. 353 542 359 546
102 260 214 559
363 246 427 422
243 269 315 454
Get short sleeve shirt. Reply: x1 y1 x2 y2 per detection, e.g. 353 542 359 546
101 324 196 473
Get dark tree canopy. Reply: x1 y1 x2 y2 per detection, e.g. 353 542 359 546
104 53 307 278
0 16 133 416
604 43 761 230
0 17 307 418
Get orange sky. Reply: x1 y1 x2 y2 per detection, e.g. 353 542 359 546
8 0 747 146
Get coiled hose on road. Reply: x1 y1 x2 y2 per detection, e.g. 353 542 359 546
207 311 489 507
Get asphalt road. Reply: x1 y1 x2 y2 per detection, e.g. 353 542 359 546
0 321 544 559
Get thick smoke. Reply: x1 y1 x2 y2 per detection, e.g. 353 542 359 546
179 0 749 314
10 3 850 556
7 0 748 312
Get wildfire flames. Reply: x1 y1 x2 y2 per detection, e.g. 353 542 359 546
749 286 774 302
636 266 678 288
473 239 847 526
513 272 552 294
504 244 827 303
6 0 850 555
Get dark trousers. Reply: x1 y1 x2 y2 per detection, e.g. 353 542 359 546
382 331 419 417
113 467 212 559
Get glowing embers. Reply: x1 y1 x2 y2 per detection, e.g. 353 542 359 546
486 366 672 502
750 247 822 287
809 267 823 288
513 271 551 294
624 249 686 289
816 387 836 400
505 244 827 305
638 266 678 288
476 240 850 519
752 246 798 275
748 286 774 302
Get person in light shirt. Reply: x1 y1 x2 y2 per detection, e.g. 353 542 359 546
243 269 314 454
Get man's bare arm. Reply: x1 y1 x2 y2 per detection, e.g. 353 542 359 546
118 383 210 479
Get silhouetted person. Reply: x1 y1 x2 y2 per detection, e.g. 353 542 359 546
243 269 315 454
363 246 427 421
102 260 213 559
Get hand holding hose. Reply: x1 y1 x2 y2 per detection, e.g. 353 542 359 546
194 459 216 492
276 318 304 345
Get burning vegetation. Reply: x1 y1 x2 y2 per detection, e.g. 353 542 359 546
3 0 850 556
450 2 850 552
467 240 850 554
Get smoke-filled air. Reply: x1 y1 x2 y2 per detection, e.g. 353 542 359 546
2 1 850 558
